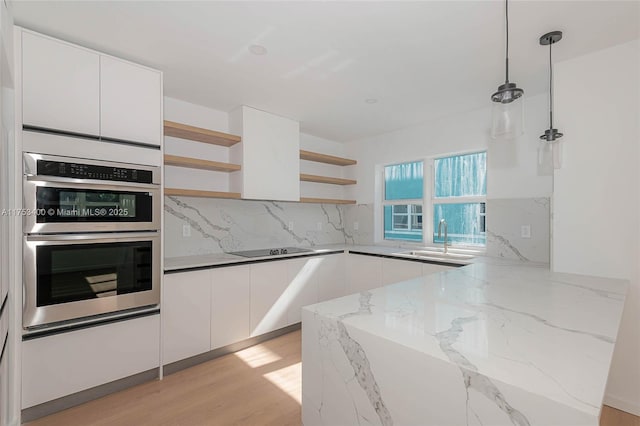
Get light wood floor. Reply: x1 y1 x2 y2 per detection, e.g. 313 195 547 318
27 330 639 426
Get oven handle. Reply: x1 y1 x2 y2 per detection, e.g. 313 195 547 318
25 175 160 190
25 232 160 243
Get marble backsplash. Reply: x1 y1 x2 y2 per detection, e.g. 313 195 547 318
485 197 550 263
164 196 353 258
165 196 549 263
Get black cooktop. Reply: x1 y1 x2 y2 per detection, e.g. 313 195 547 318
228 247 312 258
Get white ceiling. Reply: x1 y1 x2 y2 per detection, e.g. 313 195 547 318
12 1 640 142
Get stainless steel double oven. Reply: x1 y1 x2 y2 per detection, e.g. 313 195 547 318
23 153 161 330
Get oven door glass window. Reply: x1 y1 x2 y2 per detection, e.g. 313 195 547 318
36 241 153 306
36 188 152 223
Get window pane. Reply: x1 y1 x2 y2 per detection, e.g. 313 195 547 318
385 161 423 200
393 205 407 214
384 204 423 241
412 205 422 214
433 203 486 245
412 214 423 229
434 152 486 198
393 215 408 229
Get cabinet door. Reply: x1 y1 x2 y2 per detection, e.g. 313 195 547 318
0 346 6 426
382 258 423 286
231 106 300 201
22 315 159 409
162 270 211 364
22 31 100 135
285 257 320 325
250 262 289 336
100 56 162 146
317 254 346 302
345 254 383 294
211 265 251 350
422 263 453 276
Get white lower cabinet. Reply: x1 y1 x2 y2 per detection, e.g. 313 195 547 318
162 270 211 364
161 252 448 366
422 263 454 276
249 261 289 337
285 257 320 325
345 254 383 294
22 314 160 409
0 346 6 426
248 255 344 336
317 253 346 302
381 258 423 285
211 265 251 350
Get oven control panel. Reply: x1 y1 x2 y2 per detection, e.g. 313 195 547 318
37 160 153 184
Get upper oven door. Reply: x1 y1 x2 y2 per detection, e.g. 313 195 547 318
23 153 160 233
24 179 160 233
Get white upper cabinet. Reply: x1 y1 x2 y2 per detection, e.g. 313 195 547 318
22 31 100 136
100 56 162 146
20 29 162 146
230 106 300 201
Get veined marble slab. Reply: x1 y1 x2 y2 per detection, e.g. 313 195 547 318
486 198 550 263
302 263 627 426
164 196 353 258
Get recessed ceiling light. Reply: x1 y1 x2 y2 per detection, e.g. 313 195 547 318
249 44 268 55
365 98 378 104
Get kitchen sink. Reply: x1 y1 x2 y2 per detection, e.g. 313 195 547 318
392 248 477 264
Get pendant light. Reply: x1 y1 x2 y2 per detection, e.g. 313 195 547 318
537 30 563 175
491 0 524 139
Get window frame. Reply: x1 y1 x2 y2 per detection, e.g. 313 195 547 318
379 150 487 249
431 152 487 247
381 160 425 242
390 204 422 232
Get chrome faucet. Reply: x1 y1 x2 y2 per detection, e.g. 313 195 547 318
438 219 449 254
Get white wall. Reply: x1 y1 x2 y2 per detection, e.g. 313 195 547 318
553 39 640 415
344 93 552 204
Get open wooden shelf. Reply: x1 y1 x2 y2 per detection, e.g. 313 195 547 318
164 120 241 147
300 173 356 185
164 188 241 199
300 150 356 166
164 155 241 173
300 197 356 205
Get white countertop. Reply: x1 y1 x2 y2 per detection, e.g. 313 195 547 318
163 244 524 271
163 244 349 271
303 261 628 419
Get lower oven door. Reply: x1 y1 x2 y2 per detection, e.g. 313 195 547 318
23 232 160 329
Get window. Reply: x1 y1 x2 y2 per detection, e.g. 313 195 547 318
383 161 423 241
381 152 486 246
433 152 486 246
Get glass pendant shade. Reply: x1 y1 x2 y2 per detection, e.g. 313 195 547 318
491 95 524 139
537 30 564 171
537 139 562 175
490 0 525 140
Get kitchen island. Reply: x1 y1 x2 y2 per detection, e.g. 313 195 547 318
301 258 628 426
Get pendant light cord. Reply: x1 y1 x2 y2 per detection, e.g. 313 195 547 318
505 0 510 83
549 42 553 128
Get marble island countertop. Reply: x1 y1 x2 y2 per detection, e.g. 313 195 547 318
301 261 628 426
